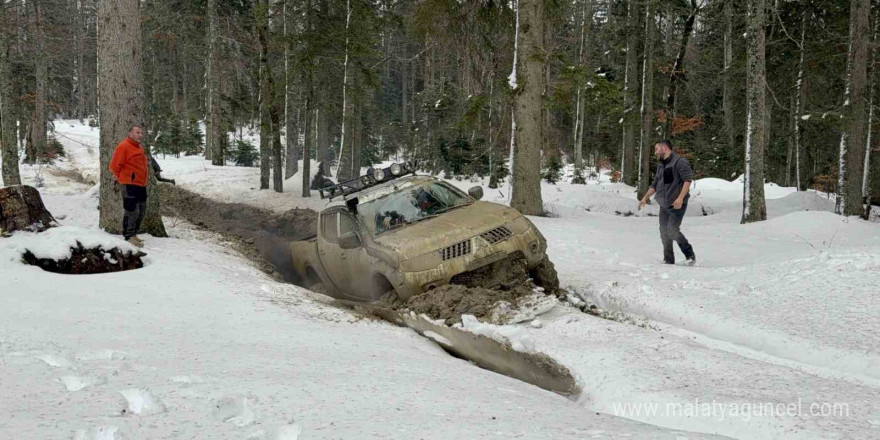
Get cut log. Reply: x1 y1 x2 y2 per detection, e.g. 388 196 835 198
0 185 56 234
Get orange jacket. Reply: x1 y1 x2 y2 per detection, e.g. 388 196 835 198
109 137 148 187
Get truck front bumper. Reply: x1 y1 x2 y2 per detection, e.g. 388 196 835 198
395 221 547 298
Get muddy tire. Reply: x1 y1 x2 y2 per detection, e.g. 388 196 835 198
530 256 560 295
308 282 328 295
371 275 397 302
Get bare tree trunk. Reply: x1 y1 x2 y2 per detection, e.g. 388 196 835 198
723 0 736 178
836 0 870 216
317 106 330 175
72 0 85 119
793 11 806 191
1 2 21 186
257 0 270 190
742 0 767 223
269 12 283 194
786 94 794 187
206 0 224 165
572 0 592 182
665 0 697 136
510 0 544 215
97 0 166 237
861 9 878 219
621 0 639 187
29 0 47 164
637 1 655 200
283 0 298 179
336 0 352 179
302 79 313 198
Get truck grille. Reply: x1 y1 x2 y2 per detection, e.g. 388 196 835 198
480 226 513 245
440 239 472 261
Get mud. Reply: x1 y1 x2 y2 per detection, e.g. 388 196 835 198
402 282 539 325
159 184 317 282
377 255 563 325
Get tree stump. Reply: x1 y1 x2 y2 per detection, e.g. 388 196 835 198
0 185 56 234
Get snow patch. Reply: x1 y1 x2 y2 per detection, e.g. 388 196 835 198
457 315 536 352
119 388 165 415
422 331 453 347
73 426 118 440
213 395 256 427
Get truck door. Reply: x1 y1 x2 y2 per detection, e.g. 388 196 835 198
317 208 369 299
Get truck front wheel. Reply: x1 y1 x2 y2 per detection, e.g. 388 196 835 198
371 274 396 302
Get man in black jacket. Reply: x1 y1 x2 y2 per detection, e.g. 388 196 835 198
638 139 696 265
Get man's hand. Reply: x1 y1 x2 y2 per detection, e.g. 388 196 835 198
638 198 647 211
672 198 683 210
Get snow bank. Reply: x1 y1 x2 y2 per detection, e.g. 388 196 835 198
2 226 137 261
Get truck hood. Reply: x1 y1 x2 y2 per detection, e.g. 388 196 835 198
373 201 521 259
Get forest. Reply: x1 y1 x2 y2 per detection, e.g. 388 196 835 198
0 0 877 222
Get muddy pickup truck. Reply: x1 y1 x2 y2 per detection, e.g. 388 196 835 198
289 163 552 301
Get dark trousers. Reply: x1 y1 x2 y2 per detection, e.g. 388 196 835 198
122 185 147 240
659 203 694 264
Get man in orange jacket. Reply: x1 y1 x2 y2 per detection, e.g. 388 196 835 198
109 124 148 247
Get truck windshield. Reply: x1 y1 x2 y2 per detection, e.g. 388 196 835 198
357 181 472 235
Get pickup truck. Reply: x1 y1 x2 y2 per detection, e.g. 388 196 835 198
290 164 549 301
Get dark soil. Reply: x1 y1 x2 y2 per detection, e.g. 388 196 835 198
22 244 145 274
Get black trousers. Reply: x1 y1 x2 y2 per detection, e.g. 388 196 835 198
122 185 147 240
659 203 694 264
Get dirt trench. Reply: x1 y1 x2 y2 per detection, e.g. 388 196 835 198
159 184 580 397
159 184 317 283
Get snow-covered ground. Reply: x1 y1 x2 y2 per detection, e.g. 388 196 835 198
3 120 879 439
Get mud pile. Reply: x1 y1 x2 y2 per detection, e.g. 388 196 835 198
380 256 563 326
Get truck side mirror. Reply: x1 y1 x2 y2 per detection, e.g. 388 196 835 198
338 231 361 249
468 186 484 201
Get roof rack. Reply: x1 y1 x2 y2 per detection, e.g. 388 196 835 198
319 162 416 201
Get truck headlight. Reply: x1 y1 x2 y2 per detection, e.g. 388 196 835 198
402 251 442 272
507 215 533 234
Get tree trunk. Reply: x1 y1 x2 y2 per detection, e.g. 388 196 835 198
302 81 313 198
317 106 330 175
98 0 166 237
863 14 878 219
723 0 736 178
0 3 21 186
206 0 224 165
283 0 298 179
0 185 55 233
637 1 655 200
572 0 592 181
836 0 870 216
793 11 806 191
742 0 767 223
257 0 271 190
336 0 352 180
621 0 639 187
665 0 697 136
28 0 47 164
510 0 544 216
